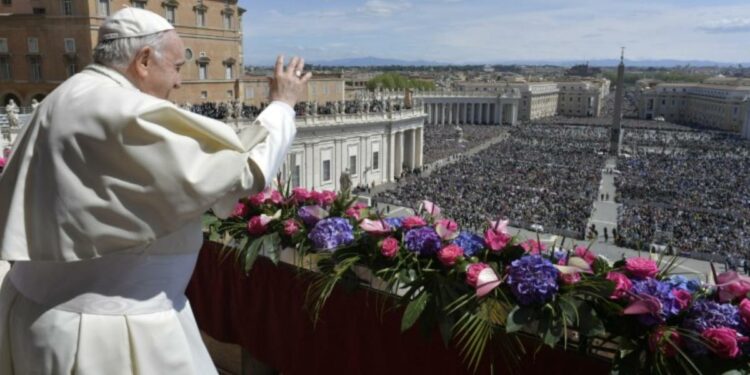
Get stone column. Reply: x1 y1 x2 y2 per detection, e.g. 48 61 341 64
409 128 416 169
388 129 395 182
469 103 474 124
394 131 403 177
416 127 423 167
498 102 504 125
440 103 446 126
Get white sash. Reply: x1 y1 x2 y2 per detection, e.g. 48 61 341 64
8 253 197 315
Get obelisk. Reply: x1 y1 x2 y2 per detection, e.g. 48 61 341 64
609 48 625 156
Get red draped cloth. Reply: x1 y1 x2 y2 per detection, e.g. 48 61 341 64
186 242 612 374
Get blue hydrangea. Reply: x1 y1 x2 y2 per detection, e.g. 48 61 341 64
452 231 485 257
384 217 404 230
298 206 324 227
630 278 682 326
404 227 442 256
308 217 354 251
666 275 702 293
506 255 559 306
552 248 568 264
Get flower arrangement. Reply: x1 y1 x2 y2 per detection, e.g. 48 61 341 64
204 186 750 374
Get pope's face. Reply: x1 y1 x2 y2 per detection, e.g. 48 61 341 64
140 31 185 100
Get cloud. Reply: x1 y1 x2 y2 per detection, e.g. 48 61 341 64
358 0 412 16
699 18 750 33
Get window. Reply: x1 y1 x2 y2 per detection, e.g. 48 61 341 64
27 37 39 53
322 160 331 182
223 13 232 29
348 155 357 175
226 90 233 98
196 9 205 27
98 0 109 16
61 0 72 15
198 63 207 80
29 56 42 81
66 62 76 77
132 0 145 9
289 153 301 188
200 91 207 99
372 151 379 170
64 38 75 53
0 56 10 80
225 64 233 79
0 38 7 53
184 48 193 60
165 5 176 24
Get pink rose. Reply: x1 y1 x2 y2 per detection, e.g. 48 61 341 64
438 244 464 267
0 157 5 168
484 229 511 251
402 216 427 229
292 187 312 203
561 272 581 285
648 326 682 358
319 190 337 206
249 192 266 206
435 219 459 240
282 219 300 236
345 203 368 220
672 289 692 311
247 216 267 235
380 237 400 258
702 327 746 359
231 202 248 217
465 262 489 287
716 271 750 302
624 257 659 279
520 239 546 255
606 272 632 299
269 190 283 204
739 299 750 327
574 246 597 266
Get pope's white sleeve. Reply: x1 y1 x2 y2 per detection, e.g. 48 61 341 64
211 101 296 218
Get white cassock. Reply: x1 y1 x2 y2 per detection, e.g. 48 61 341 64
0 64 296 374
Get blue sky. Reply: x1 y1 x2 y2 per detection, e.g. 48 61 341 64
239 0 750 65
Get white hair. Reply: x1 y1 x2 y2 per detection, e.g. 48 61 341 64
92 31 171 70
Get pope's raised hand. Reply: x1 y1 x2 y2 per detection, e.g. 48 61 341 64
270 55 312 107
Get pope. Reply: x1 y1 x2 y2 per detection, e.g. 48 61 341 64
0 7 310 374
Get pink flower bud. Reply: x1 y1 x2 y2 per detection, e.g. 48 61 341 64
247 216 267 235
283 219 300 236
380 237 400 258
483 228 511 252
231 202 248 217
606 272 632 299
402 216 427 230
702 327 746 359
624 257 659 279
438 244 464 267
465 263 489 287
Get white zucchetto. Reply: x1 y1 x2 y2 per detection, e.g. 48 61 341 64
98 7 175 42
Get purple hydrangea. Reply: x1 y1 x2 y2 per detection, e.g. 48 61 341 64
308 217 354 251
452 231 484 257
552 249 568 264
384 217 404 230
682 300 742 355
630 278 682 326
683 300 741 333
506 255 559 306
404 227 442 256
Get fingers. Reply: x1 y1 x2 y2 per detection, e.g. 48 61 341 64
300 71 313 84
297 58 305 73
287 56 300 76
274 55 284 77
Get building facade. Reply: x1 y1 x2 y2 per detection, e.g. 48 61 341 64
271 108 425 190
639 83 750 133
454 79 610 121
0 0 244 106
243 74 346 107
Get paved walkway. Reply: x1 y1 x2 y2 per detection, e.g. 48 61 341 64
587 157 620 243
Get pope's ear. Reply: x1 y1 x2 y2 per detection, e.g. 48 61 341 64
133 46 154 76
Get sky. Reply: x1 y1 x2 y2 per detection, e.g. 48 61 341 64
239 0 750 66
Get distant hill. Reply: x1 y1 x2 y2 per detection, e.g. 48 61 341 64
309 56 445 67
296 56 750 68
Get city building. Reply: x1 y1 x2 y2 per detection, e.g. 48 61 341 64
0 0 244 106
244 73 346 107
639 83 750 133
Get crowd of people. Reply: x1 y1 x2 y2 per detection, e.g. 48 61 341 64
376 125 607 238
614 129 750 260
423 125 505 164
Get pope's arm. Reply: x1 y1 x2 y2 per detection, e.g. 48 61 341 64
133 100 295 225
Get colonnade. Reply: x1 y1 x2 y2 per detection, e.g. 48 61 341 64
390 126 423 178
420 100 518 126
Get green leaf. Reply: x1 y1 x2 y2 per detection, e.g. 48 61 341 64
243 237 264 274
506 305 536 333
577 302 605 336
438 317 454 348
262 233 281 265
401 291 430 332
